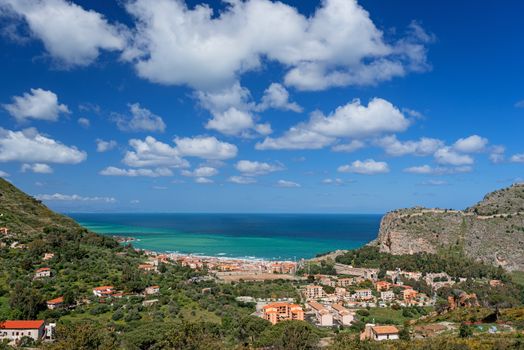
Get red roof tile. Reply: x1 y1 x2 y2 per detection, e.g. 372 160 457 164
0 320 45 329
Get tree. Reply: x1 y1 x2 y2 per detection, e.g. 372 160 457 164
459 323 473 338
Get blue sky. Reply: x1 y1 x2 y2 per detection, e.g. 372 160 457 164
0 0 523 213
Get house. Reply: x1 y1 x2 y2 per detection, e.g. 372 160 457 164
303 285 325 300
361 324 399 341
489 279 503 287
331 303 354 326
403 289 418 304
380 290 395 302
92 286 114 297
375 281 392 291
307 301 333 327
353 289 373 300
43 253 55 261
34 267 51 279
0 320 45 342
337 278 355 287
138 264 157 272
0 227 9 235
262 302 304 325
335 287 347 297
46 297 64 310
145 285 160 295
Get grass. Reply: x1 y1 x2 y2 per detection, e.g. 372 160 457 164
511 271 524 286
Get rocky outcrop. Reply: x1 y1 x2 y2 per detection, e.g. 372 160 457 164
371 183 524 271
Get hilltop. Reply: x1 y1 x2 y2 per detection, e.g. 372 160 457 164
371 183 524 271
0 178 84 235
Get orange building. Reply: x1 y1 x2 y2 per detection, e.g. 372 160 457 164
262 302 304 325
375 281 392 291
403 289 418 303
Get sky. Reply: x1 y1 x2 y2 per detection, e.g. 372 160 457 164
0 0 523 213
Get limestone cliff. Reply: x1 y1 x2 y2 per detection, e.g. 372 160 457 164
371 183 524 271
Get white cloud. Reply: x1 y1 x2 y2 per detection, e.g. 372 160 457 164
21 163 53 174
331 140 365 153
419 179 448 186
322 178 345 185
255 83 302 112
228 176 256 184
0 0 126 66
403 164 473 175
114 103 166 133
181 166 218 177
0 128 86 164
235 160 283 176
489 145 505 164
195 177 213 184
256 98 408 150
434 147 474 166
3 88 70 122
36 193 116 202
205 107 258 136
276 179 301 188
174 136 238 160
96 139 117 153
510 154 524 163
0 170 10 177
123 136 188 168
123 0 431 90
453 135 488 153
338 159 389 175
78 117 90 128
376 135 443 156
99 166 173 177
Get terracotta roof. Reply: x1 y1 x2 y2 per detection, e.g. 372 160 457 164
93 286 114 291
372 325 399 335
308 301 327 312
0 320 45 329
36 267 50 272
331 303 349 313
148 285 160 289
47 297 64 304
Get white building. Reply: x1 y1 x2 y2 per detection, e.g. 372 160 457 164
353 289 373 300
145 285 160 295
307 301 333 326
380 290 395 302
361 324 399 341
0 320 45 342
331 303 354 326
303 285 325 300
34 267 51 279
92 286 114 297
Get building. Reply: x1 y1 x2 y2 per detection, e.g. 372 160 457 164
303 285 325 300
262 303 304 325
335 287 347 298
375 281 392 291
92 286 114 297
307 301 333 327
0 320 45 342
489 279 503 287
380 290 395 302
43 253 55 261
46 297 64 310
145 285 160 295
403 289 418 304
337 278 355 287
34 267 51 279
138 264 158 272
331 303 354 326
0 227 9 235
353 289 373 300
361 324 399 341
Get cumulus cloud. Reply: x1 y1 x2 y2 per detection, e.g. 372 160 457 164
255 83 302 112
257 98 407 150
99 166 173 177
195 177 213 184
453 135 488 153
235 160 283 176
96 139 117 153
0 128 86 164
376 135 443 156
434 147 474 166
77 117 90 128
36 193 116 202
510 154 524 163
3 88 70 122
181 166 218 177
0 0 126 66
123 136 188 168
114 103 166 133
21 163 53 174
174 136 238 160
331 140 365 153
228 176 256 184
338 159 389 175
0 170 10 177
489 145 505 164
276 179 301 188
122 0 431 90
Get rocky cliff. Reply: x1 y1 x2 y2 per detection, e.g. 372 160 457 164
371 183 524 271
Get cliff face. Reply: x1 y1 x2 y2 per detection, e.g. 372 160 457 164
373 183 524 271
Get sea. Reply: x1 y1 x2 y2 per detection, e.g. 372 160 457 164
68 213 382 261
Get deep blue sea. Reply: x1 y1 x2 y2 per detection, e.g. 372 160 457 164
68 213 382 260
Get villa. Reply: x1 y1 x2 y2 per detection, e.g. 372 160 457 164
145 285 160 295
46 297 64 310
0 320 46 342
93 286 114 297
34 267 51 279
361 324 400 341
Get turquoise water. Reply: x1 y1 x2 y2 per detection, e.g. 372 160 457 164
68 213 382 260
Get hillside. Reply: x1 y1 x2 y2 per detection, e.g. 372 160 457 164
0 178 83 235
371 183 524 271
